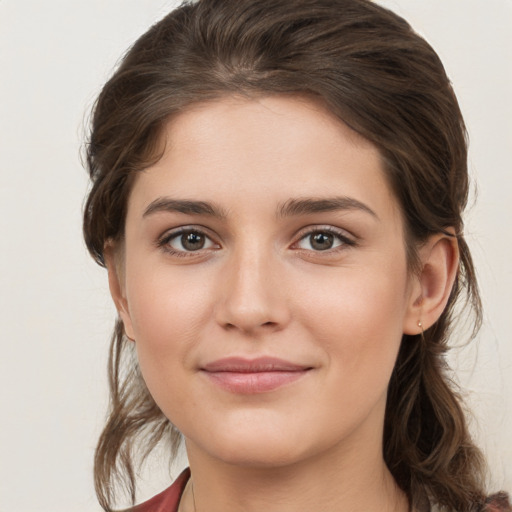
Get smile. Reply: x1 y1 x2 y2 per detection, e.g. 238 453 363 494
201 357 313 394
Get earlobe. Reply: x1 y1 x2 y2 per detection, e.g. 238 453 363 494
104 242 136 341
403 232 459 335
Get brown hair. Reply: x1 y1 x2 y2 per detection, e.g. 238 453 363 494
84 0 488 510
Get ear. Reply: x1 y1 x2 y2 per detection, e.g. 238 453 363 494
403 232 459 335
104 242 136 341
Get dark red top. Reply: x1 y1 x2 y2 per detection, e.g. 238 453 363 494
131 468 510 512
131 468 190 512
486 493 512 512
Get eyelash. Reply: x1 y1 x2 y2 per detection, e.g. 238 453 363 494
156 225 357 257
156 227 219 257
292 226 357 253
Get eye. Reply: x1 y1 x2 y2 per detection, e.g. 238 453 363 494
295 228 354 252
159 228 217 254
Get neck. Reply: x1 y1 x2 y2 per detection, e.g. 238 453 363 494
182 434 409 512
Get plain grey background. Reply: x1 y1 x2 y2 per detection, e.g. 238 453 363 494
1 1 510 510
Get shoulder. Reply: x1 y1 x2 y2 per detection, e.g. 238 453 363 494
129 468 191 512
484 493 512 512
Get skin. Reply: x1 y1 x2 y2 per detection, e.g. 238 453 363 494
107 96 458 512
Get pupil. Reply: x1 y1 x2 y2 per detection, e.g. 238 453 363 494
311 232 333 250
182 232 205 251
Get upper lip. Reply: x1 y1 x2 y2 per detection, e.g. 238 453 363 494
201 357 311 373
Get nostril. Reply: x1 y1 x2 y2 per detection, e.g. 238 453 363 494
221 320 279 333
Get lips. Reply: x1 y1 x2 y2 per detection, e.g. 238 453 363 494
201 357 312 394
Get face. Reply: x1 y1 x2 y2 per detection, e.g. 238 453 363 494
112 96 420 469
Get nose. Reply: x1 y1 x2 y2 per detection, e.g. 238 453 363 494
215 244 291 335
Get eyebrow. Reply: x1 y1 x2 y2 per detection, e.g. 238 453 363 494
142 195 377 220
277 196 378 219
143 198 228 218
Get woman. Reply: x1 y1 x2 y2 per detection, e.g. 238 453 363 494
83 0 510 511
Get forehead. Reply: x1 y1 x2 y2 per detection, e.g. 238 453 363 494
163 95 377 169
128 95 400 223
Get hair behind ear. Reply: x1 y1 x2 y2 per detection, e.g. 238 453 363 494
94 320 181 510
385 326 486 512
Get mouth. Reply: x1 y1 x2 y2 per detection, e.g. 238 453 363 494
200 357 313 394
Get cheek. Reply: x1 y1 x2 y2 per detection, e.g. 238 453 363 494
297 263 409 392
124 262 215 390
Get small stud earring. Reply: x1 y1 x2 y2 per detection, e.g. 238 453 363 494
417 320 422 329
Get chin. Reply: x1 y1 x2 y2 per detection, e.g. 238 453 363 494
207 439 306 468
184 413 315 468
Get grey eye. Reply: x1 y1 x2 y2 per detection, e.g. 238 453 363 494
296 231 345 251
181 232 206 251
310 232 334 250
168 231 215 252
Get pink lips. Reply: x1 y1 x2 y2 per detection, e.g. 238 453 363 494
201 357 312 394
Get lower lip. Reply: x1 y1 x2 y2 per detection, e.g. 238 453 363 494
202 370 309 394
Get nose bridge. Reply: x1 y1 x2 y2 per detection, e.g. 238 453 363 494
216 237 289 333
